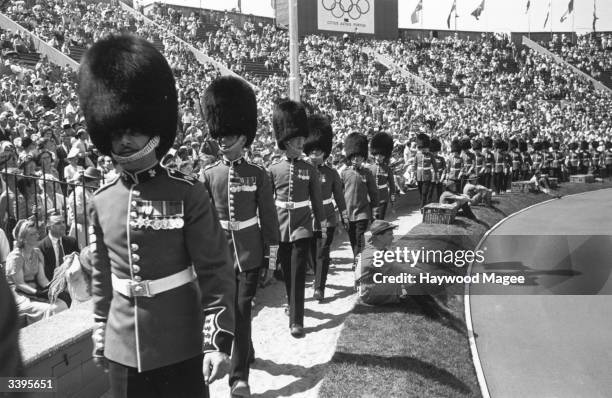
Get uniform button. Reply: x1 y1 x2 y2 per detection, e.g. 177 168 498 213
132 254 140 262
131 201 137 206
229 206 235 211
134 275 142 282
131 243 139 251
132 191 140 196
131 211 138 218
133 265 141 273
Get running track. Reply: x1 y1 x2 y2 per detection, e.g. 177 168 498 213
468 188 612 397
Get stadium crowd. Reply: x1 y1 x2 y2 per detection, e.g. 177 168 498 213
0 0 611 330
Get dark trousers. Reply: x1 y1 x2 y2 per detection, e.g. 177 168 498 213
229 267 259 386
493 172 505 194
372 202 388 220
428 182 443 203
311 227 335 293
417 180 433 208
478 174 491 189
549 167 562 180
279 239 310 327
348 220 369 259
511 170 521 182
108 355 206 398
568 165 578 175
607 164 612 178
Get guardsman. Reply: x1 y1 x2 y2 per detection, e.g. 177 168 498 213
268 99 326 338
472 138 484 183
550 141 565 180
481 136 495 189
341 132 378 263
201 76 279 397
579 140 591 174
429 137 446 203
508 139 522 182
492 139 506 195
367 132 396 220
590 140 601 177
604 141 612 178
304 114 348 302
566 142 580 175
531 141 544 176
459 138 474 191
412 133 438 209
446 139 463 194
540 140 552 176
80 35 235 397
519 140 532 181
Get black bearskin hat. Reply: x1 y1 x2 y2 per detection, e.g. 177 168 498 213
542 140 551 150
450 139 461 153
500 140 508 151
460 138 471 151
370 132 394 158
509 139 518 150
78 34 178 158
483 136 493 149
430 138 442 152
416 133 430 150
344 132 368 160
202 76 257 147
494 139 504 150
591 140 599 149
552 141 560 150
580 140 589 151
519 139 528 152
472 139 483 151
569 142 579 151
272 99 309 150
533 141 543 151
605 141 612 149
304 114 333 158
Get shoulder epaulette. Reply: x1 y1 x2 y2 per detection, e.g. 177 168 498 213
94 175 120 196
270 158 281 166
165 168 197 186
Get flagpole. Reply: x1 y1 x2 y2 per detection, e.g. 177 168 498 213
550 0 553 42
528 4 531 40
288 0 300 100
420 4 424 43
454 1 458 32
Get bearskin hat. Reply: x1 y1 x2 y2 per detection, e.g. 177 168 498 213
483 136 493 149
509 139 518 150
533 141 543 151
552 141 560 150
605 141 612 149
591 140 600 149
202 76 257 147
460 138 471 151
472 139 482 151
450 139 461 153
569 142 579 151
518 140 528 152
304 114 333 158
542 140 551 150
494 139 504 150
416 133 430 150
580 140 589 151
370 132 394 158
272 99 309 150
78 34 178 158
430 138 442 152
344 132 368 160
500 140 509 151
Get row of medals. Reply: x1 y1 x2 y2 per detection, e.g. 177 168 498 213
130 216 185 230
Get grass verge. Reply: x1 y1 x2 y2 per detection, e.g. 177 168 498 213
319 182 612 398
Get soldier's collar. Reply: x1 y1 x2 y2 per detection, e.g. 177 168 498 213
121 162 164 185
221 156 245 166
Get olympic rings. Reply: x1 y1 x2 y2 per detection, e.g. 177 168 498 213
321 0 370 20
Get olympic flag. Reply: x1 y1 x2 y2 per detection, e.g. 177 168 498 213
318 0 375 34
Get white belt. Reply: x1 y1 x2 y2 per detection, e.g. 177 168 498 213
377 184 388 189
275 200 311 209
220 216 258 231
323 198 333 205
111 266 197 298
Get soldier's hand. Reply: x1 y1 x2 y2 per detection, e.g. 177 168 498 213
92 322 108 372
202 351 229 385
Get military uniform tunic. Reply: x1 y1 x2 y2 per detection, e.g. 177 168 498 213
89 163 235 372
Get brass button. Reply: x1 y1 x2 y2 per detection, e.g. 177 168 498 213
132 191 140 196
131 243 139 251
133 265 141 273
131 201 137 206
132 254 140 262
131 211 138 218
134 275 142 282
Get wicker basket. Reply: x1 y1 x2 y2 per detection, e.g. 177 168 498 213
511 181 532 193
570 174 594 183
423 203 457 224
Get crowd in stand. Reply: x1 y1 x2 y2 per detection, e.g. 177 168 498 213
0 0 611 327
545 33 612 81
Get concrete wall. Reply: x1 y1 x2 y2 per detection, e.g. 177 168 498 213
20 302 108 398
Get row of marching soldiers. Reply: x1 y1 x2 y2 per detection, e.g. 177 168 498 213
407 133 612 208
199 78 396 396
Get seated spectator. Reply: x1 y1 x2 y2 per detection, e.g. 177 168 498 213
462 175 492 206
528 170 552 194
36 150 59 179
63 147 82 183
67 167 101 248
0 168 26 235
439 180 477 219
5 219 68 325
37 212 78 281
36 174 65 217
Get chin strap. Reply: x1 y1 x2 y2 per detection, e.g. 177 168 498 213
112 136 160 171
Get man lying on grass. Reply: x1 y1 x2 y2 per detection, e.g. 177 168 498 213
354 220 465 333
